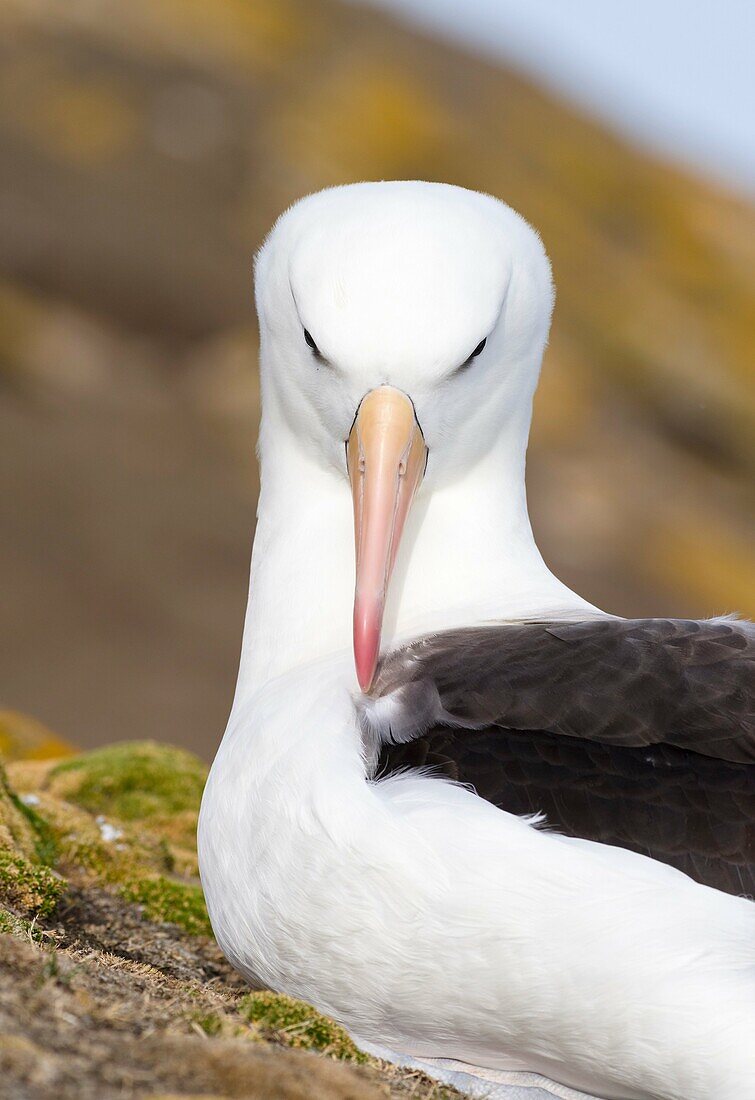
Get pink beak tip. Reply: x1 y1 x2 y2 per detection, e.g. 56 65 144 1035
357 669 374 694
353 623 379 693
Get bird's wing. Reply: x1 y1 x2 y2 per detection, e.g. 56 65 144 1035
371 618 754 896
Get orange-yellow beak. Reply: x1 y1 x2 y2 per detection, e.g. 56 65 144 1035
347 386 427 692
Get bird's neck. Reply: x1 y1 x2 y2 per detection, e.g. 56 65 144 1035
235 410 596 697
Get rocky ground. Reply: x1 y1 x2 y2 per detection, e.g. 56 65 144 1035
0 717 459 1099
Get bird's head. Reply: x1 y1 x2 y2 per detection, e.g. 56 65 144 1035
254 181 554 690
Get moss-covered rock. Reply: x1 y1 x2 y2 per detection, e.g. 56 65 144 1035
240 992 368 1064
5 741 212 935
119 875 212 937
9 740 207 877
0 764 43 862
26 787 173 889
45 740 207 876
47 740 206 822
0 763 64 921
0 848 63 918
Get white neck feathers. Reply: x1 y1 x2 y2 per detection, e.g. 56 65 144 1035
236 392 597 696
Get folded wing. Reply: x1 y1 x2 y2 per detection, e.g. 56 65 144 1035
372 618 754 896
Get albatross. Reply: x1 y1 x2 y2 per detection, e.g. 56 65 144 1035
198 181 754 1100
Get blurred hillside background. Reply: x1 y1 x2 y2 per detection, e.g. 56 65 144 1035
1 0 753 756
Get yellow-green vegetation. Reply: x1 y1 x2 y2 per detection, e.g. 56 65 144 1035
0 848 63 919
0 762 48 860
48 741 206 822
241 991 369 1063
2 740 210 934
186 1009 225 1037
120 875 212 937
0 728 463 1098
47 740 206 874
0 764 63 921
0 906 36 937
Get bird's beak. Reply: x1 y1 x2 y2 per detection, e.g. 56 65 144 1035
347 386 427 692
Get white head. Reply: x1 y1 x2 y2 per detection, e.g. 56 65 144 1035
256 181 553 484
252 182 559 690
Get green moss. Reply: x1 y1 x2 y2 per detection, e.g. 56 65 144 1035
5 751 203 931
0 905 51 941
240 991 368 1063
119 875 211 937
0 764 65 922
0 849 64 919
60 835 135 884
2 749 208 936
0 764 40 861
11 744 204 880
188 1010 223 1036
0 906 34 938
49 741 207 823
6 787 58 867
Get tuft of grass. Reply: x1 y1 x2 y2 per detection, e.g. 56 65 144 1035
6 788 58 867
119 875 211 937
188 1010 224 1036
0 849 64 919
0 906 34 938
240 991 368 1063
49 741 207 823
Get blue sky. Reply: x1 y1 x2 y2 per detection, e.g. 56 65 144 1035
351 0 755 194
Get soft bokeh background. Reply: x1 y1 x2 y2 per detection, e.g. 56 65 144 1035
1 0 753 757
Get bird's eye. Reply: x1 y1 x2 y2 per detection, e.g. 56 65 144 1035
457 337 487 372
303 328 322 359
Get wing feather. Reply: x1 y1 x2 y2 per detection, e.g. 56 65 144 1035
372 618 754 896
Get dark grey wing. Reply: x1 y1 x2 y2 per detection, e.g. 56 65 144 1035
372 618 755 897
